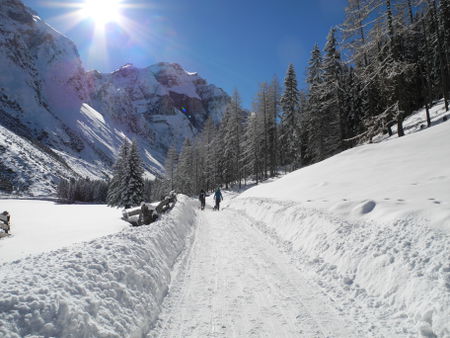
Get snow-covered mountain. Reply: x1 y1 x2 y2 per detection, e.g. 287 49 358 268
0 0 229 196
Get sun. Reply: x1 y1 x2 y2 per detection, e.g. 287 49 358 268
81 0 122 25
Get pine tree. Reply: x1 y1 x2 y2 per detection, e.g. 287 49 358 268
426 0 450 111
268 77 280 177
121 141 144 208
321 28 344 156
107 141 130 207
280 64 301 169
305 45 325 162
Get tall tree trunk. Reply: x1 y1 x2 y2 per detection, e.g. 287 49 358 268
425 102 432 127
428 0 450 111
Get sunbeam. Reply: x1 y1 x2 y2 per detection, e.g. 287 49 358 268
39 0 156 69
81 0 121 25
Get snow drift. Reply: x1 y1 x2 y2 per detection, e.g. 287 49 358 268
229 112 450 337
0 196 196 337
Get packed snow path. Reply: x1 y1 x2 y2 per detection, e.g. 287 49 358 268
148 206 358 337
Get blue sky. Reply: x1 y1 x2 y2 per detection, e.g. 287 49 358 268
23 0 348 109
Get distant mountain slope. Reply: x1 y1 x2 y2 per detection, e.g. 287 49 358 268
0 0 229 196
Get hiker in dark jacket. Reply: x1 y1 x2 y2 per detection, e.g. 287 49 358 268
199 189 206 210
213 188 223 211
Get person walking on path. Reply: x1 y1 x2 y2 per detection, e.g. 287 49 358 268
213 187 223 211
199 189 206 210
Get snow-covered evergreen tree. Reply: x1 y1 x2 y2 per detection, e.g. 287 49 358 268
254 82 270 178
305 45 324 163
120 141 144 208
267 77 280 177
321 28 344 156
280 64 301 169
107 141 130 207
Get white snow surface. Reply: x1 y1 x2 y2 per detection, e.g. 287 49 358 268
0 200 128 262
0 196 196 337
228 118 450 336
149 199 361 337
0 103 449 337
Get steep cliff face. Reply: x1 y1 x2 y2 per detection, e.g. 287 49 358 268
0 0 229 195
86 62 229 152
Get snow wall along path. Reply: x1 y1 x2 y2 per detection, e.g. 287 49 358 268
229 198 450 337
0 195 196 338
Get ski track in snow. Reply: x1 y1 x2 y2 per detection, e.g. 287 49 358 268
148 205 359 338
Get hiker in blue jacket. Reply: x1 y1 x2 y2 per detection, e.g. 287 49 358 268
213 187 223 211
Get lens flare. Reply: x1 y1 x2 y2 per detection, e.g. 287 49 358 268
39 0 164 69
81 0 121 25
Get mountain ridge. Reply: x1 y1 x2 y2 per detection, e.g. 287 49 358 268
0 0 230 196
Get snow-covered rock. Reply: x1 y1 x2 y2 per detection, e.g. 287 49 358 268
0 195 196 337
0 0 229 196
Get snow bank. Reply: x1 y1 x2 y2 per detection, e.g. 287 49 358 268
0 195 196 337
229 117 450 337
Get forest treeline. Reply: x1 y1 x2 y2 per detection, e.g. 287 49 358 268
155 0 450 194
57 141 153 206
57 0 450 203
153 0 450 197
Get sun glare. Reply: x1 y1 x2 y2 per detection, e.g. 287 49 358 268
42 0 155 69
82 0 122 25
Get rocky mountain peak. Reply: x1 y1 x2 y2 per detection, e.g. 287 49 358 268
0 0 230 195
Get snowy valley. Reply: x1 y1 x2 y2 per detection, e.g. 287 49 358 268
1 0 450 336
0 103 449 337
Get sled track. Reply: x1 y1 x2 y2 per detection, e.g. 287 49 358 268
148 207 358 337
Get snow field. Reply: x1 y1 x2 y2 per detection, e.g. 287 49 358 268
0 195 196 337
0 200 128 262
228 117 450 337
